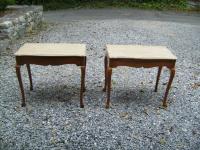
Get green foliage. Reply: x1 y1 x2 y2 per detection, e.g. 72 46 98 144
0 0 15 10
15 0 188 10
40 0 78 10
16 0 32 5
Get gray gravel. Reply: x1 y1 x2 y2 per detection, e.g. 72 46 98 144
0 9 200 149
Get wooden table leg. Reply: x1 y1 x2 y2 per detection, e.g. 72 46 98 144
163 67 175 107
16 65 26 107
80 66 86 108
106 67 112 109
26 64 33 91
103 56 108 92
155 66 162 92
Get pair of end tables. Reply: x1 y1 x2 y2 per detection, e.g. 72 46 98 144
15 43 176 108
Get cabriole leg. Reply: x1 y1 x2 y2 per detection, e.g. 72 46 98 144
155 66 162 92
163 67 175 107
80 66 86 108
105 67 112 109
26 64 33 91
103 56 108 92
16 65 26 107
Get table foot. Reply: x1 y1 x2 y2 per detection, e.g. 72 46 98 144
105 101 110 109
162 101 168 108
21 103 26 107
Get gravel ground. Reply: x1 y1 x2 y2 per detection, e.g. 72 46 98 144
0 9 200 149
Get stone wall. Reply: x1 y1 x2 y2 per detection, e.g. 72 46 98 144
0 5 43 51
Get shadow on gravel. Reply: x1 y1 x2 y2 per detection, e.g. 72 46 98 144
27 84 79 103
110 88 162 107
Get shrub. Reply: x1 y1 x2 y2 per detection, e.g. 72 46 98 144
15 0 33 5
14 0 188 10
0 0 15 10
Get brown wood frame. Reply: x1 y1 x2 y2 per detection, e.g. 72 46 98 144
103 53 176 108
15 56 86 108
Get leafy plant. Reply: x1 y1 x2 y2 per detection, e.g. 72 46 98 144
0 0 15 11
14 0 188 10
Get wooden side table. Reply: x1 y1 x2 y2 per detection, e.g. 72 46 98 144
15 43 86 108
103 45 177 108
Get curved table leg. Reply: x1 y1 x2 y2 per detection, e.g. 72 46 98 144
155 66 162 92
26 64 33 91
163 67 175 107
16 65 26 107
80 66 86 108
103 56 108 92
105 67 112 109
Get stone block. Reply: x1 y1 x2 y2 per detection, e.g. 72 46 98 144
0 5 43 51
